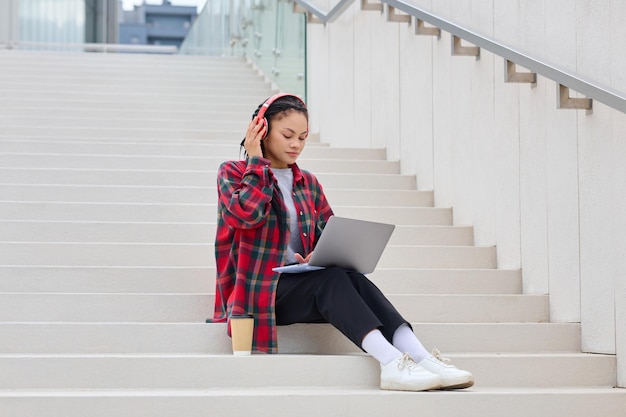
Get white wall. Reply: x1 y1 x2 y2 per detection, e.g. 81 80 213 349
307 0 626 387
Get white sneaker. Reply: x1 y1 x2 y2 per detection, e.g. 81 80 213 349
418 349 474 389
380 353 442 391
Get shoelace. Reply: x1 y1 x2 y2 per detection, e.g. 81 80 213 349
431 348 452 366
397 353 420 371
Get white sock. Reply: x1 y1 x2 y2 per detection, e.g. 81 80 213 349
392 323 430 363
361 329 402 365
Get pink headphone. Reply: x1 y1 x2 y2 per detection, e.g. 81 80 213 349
255 93 307 139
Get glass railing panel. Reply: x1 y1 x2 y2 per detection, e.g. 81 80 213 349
18 0 85 45
5 0 120 50
180 0 306 99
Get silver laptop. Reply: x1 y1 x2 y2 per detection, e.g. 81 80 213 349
272 216 395 274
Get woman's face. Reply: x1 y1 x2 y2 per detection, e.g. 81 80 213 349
263 110 308 168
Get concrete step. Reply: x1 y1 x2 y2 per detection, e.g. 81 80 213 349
0 49 245 61
2 89 257 101
0 88 270 103
0 85 272 101
0 353 614 389
0 168 418 189
0 64 264 76
0 52 254 70
0 56 257 69
3 99 257 112
0 92 269 109
0 139 387 159
3 90 269 106
0 266 521 294
0 221 470 245
0 82 272 96
0 73 269 85
0 76 263 89
4 115 250 132
0 242 494 269
0 322 579 354
4 107 252 121
0 63 251 73
0 66 263 78
0 153 401 174
0 126 245 140
1 387 625 417
0 202 448 224
0 55 260 70
0 185 434 207
370 268 520 293
0 293 547 323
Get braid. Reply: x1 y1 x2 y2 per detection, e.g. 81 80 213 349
240 102 265 151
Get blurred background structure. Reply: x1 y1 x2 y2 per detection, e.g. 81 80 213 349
119 1 197 49
0 0 118 45
0 0 305 96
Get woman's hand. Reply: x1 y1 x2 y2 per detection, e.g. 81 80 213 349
244 118 267 158
294 252 313 264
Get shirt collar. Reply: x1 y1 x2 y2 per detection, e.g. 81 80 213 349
289 162 303 183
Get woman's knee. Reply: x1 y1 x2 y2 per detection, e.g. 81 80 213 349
313 267 354 293
347 271 380 292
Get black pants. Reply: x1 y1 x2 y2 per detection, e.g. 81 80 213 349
275 266 409 349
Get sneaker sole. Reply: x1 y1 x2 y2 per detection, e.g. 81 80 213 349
440 378 475 390
380 380 443 392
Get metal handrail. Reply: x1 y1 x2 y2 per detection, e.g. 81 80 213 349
294 0 626 114
294 0 354 22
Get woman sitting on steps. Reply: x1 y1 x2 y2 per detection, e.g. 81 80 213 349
211 93 474 392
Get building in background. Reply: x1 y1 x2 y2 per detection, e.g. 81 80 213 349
118 0 197 49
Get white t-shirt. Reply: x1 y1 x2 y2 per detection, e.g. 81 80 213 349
271 168 304 264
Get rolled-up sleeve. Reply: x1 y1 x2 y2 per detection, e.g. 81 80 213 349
218 157 274 229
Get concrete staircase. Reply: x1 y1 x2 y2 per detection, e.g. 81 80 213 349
1 50 625 416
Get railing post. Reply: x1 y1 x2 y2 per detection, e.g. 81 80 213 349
415 18 440 37
451 35 479 58
504 60 536 84
307 12 324 24
361 0 383 12
293 2 307 13
557 84 592 111
387 5 410 23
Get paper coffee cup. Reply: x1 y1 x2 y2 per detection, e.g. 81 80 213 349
230 314 254 356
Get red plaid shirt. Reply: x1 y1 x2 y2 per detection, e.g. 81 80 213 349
212 156 334 353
